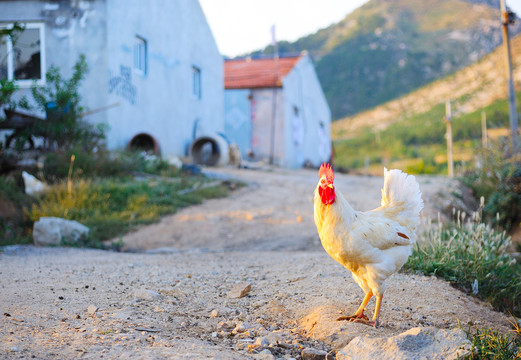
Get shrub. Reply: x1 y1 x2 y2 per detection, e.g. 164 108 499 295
0 175 34 245
465 322 521 359
41 150 180 183
30 54 106 152
405 213 521 317
29 175 233 247
462 142 521 231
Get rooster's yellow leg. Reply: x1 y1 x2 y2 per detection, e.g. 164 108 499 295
369 294 383 328
337 291 372 321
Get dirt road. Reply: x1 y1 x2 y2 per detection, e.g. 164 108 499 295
0 167 511 359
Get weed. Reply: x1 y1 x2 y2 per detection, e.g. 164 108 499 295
28 175 236 248
405 212 521 317
464 318 521 359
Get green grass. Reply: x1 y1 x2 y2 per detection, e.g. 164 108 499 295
332 91 520 175
405 214 521 358
405 213 521 318
26 176 237 249
464 322 521 360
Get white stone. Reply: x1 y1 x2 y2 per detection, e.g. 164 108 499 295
22 171 47 196
33 217 89 246
337 327 471 360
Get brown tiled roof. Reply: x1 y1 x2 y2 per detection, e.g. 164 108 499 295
224 56 302 89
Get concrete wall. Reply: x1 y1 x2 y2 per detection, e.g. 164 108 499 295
105 0 224 157
282 54 332 168
250 88 286 166
0 0 108 128
1 0 224 159
224 89 252 159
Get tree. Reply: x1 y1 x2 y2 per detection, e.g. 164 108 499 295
31 54 106 152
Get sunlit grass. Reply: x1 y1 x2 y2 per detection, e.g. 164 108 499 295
464 318 521 359
405 210 520 317
332 91 520 175
27 176 239 249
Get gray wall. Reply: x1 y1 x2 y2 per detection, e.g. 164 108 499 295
105 0 224 157
282 54 331 168
1 0 224 159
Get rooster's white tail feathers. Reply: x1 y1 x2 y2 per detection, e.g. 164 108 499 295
381 168 423 228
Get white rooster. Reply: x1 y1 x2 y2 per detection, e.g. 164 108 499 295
313 163 423 327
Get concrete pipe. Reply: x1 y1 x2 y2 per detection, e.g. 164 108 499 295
190 134 229 167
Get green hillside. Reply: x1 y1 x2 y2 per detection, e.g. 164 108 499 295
249 0 519 120
332 92 520 175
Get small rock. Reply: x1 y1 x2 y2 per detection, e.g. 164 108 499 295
301 348 332 360
337 327 471 360
253 349 275 360
33 217 89 246
254 336 269 347
232 322 246 334
227 282 251 299
22 171 47 196
210 309 219 317
133 289 161 301
87 305 98 315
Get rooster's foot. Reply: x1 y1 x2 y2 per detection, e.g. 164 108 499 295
336 314 369 322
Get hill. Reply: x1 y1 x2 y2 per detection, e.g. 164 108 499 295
332 32 521 139
249 0 520 120
330 32 521 174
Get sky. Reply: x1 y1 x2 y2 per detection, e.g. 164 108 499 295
199 0 369 57
199 0 521 58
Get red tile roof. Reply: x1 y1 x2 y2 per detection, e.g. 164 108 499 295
224 56 302 89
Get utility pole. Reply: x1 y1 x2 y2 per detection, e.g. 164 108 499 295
500 0 519 151
445 100 454 178
269 25 279 165
481 111 488 147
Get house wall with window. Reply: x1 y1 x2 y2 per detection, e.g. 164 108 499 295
224 54 331 168
0 0 108 126
281 55 332 168
1 0 224 159
105 0 223 157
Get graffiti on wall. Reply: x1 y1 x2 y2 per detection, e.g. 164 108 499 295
109 65 137 104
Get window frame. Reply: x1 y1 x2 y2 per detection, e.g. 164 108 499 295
0 22 46 87
134 35 147 76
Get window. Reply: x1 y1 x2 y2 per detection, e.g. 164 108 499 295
192 65 201 99
0 22 45 85
134 36 147 75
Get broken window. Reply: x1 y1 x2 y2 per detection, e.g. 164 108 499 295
134 35 147 75
0 23 45 85
192 65 201 99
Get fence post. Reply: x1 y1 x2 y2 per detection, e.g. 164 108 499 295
445 100 454 178
481 111 488 147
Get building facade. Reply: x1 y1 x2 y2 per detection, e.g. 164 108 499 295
1 0 224 159
224 53 332 168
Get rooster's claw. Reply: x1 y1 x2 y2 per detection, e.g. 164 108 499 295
336 314 369 322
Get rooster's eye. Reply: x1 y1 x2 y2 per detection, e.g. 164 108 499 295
321 179 325 184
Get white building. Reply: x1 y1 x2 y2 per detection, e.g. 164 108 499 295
224 53 332 168
0 0 223 159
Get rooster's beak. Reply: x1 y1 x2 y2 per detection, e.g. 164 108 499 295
328 184 334 189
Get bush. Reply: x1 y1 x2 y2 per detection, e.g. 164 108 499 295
31 54 106 152
29 176 232 247
461 142 521 231
465 323 521 359
405 213 521 317
0 175 34 245
41 149 180 183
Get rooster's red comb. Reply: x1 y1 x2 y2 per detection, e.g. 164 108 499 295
319 163 334 183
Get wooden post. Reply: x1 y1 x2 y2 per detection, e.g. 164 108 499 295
445 100 454 178
500 0 519 151
481 111 488 147
269 26 279 165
